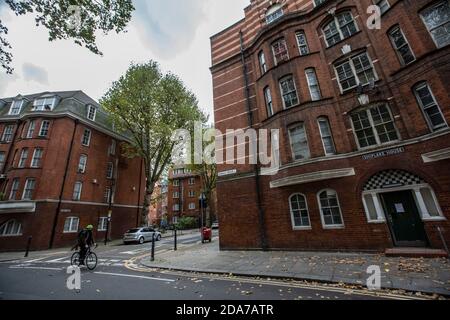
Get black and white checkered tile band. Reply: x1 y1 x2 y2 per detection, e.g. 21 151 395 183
364 170 425 191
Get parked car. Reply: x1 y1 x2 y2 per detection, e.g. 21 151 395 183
123 227 162 244
211 222 219 229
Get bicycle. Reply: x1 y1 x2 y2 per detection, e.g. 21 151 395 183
71 244 98 270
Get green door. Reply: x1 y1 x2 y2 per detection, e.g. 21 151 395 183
381 190 428 247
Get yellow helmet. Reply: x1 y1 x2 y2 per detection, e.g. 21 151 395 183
86 225 94 230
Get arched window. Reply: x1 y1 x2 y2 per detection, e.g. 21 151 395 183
289 194 311 229
318 189 344 228
266 4 284 24
258 51 267 74
0 219 23 236
323 11 358 47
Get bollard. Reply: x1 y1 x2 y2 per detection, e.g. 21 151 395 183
24 236 32 257
174 227 177 251
151 233 155 261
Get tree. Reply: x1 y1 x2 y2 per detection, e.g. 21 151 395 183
100 61 204 226
1 0 134 73
188 125 217 227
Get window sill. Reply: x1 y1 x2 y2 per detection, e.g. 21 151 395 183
292 226 312 231
63 231 78 234
356 140 401 152
422 216 447 222
367 219 386 224
0 234 23 237
322 225 345 230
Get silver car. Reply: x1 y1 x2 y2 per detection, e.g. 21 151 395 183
123 227 162 244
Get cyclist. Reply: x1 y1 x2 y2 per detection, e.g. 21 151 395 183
76 224 96 265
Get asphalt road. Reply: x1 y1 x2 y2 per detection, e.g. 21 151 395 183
0 232 425 301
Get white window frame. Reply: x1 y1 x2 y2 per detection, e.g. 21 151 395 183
189 190 196 197
173 204 180 212
106 162 114 179
18 148 29 168
317 189 345 229
350 104 400 150
82 129 91 147
2 125 14 143
266 4 284 24
264 86 274 117
104 187 112 203
22 178 36 200
78 154 88 173
87 105 97 121
420 0 450 48
173 191 180 199
288 123 311 161
279 75 299 109
26 120 36 139
9 100 24 115
64 217 79 233
389 26 416 66
31 148 43 168
334 52 378 93
33 97 56 111
362 184 445 223
39 120 50 137
188 177 195 185
73 182 83 201
413 82 448 131
189 203 196 210
0 219 23 237
289 193 312 230
323 11 359 47
272 38 289 65
375 0 391 15
295 31 309 56
259 51 267 74
98 217 108 231
305 68 321 101
317 117 336 155
109 140 116 155
173 179 180 187
9 178 20 200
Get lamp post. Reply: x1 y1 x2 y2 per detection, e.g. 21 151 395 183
199 192 206 228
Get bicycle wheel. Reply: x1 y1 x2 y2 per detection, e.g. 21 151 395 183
71 252 81 266
85 252 98 270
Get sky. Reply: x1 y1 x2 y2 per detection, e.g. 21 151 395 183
0 0 249 121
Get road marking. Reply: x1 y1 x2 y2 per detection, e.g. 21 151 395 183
9 266 63 271
47 257 69 263
94 271 175 282
24 257 47 263
109 259 120 262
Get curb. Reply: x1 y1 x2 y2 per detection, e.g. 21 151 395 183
138 260 450 297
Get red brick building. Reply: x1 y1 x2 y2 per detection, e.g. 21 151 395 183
211 0 450 252
0 91 145 251
167 166 204 226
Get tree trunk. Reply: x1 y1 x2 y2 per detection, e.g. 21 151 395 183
141 182 155 226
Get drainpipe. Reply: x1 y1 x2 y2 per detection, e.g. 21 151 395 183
239 31 268 251
49 119 78 249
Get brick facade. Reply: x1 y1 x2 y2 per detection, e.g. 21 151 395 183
167 167 204 226
211 0 450 251
0 91 145 251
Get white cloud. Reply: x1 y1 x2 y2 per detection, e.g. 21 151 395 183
132 0 209 59
22 62 49 85
0 0 249 120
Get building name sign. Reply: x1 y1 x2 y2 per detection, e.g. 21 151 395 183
362 147 405 161
218 169 237 177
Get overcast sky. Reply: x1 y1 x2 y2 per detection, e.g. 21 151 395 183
0 0 249 120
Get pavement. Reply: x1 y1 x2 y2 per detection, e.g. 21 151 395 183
0 230 417 300
138 238 450 297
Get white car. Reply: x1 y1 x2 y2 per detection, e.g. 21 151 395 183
123 227 162 244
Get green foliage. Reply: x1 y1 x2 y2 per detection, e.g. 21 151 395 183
1 0 134 73
176 216 197 230
100 60 205 225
